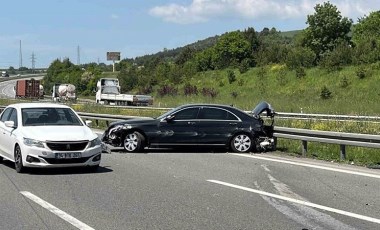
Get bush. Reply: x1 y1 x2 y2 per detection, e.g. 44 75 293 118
356 66 368 79
158 85 178 97
201 88 218 98
231 92 238 98
320 86 332 99
295 67 306 78
339 76 349 88
227 70 236 84
237 79 244 86
239 59 251 73
184 84 198 96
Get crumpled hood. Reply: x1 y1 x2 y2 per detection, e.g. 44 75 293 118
21 126 97 142
110 117 156 127
252 101 275 118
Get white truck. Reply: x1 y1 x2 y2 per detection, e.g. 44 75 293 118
52 83 77 102
95 78 153 106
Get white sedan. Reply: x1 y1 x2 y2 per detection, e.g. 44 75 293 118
0 103 102 173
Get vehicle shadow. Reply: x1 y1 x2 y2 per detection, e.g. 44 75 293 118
1 160 113 175
111 146 232 154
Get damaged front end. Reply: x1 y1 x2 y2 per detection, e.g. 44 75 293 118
252 101 276 152
102 124 131 148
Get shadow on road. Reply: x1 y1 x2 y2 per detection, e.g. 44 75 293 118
0 159 113 175
110 146 233 154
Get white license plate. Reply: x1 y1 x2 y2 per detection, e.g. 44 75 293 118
55 152 82 159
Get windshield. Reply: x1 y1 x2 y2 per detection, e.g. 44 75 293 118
102 86 119 94
22 108 83 126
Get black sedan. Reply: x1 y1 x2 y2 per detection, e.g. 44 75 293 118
102 102 275 153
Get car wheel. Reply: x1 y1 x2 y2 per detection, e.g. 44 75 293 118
14 145 25 173
0 156 3 163
123 131 145 153
230 134 252 153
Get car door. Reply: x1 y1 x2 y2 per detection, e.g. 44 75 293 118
0 108 15 158
197 107 241 145
155 107 200 145
2 108 19 156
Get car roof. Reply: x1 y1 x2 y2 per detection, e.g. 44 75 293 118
7 103 71 109
178 104 238 110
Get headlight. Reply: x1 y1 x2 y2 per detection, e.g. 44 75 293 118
23 138 45 148
89 137 102 148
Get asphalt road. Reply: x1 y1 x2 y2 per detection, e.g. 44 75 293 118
1 149 380 230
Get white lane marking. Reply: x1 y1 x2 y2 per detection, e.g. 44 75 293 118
230 153 380 179
20 191 95 230
207 180 380 225
260 164 271 172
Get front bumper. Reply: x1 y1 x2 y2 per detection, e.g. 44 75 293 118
21 144 102 168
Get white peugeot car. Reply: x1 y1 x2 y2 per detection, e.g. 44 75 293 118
0 103 102 173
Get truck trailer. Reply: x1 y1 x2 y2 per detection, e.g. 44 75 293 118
15 79 43 99
52 83 77 102
95 78 153 106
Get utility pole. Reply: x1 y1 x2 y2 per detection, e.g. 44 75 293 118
19 40 23 68
31 52 36 73
77 45 80 65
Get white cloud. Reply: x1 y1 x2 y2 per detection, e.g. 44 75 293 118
149 0 380 24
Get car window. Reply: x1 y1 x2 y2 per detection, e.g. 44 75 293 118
173 108 199 120
199 108 239 120
0 108 13 122
8 109 18 126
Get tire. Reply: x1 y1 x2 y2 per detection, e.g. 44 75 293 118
14 145 26 173
230 133 253 153
123 131 145 153
0 156 3 163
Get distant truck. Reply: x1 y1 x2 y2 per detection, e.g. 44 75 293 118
1 71 9 77
52 84 77 102
95 78 153 106
15 79 43 99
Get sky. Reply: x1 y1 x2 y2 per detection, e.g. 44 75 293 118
0 0 379 68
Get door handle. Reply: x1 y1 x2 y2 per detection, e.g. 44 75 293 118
187 122 196 125
229 123 237 125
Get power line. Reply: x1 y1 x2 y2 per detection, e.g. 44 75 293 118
31 52 36 73
19 40 23 68
77 45 80 65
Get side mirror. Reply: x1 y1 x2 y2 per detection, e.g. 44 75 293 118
5 121 15 128
165 115 175 121
85 120 93 127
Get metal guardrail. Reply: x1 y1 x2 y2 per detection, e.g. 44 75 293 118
78 112 380 160
273 127 380 160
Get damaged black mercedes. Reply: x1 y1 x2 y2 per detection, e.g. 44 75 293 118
102 101 275 153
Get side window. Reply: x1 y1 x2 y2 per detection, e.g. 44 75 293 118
173 108 199 120
199 108 238 120
0 108 13 122
9 109 18 127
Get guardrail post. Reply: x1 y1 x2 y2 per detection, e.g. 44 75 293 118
95 119 99 127
273 137 277 151
302 140 307 157
340 145 346 160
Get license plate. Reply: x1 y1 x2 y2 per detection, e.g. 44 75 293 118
55 152 82 159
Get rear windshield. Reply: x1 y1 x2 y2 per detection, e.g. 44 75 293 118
22 108 83 126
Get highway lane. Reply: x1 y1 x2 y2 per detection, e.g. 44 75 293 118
0 76 44 99
0 151 379 230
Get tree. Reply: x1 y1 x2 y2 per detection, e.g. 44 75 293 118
352 11 380 44
212 31 251 69
352 11 380 64
175 46 195 66
304 2 352 60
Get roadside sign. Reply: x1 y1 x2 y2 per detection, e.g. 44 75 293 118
107 52 121 61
